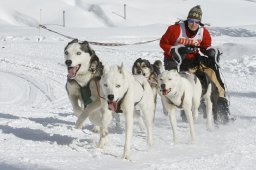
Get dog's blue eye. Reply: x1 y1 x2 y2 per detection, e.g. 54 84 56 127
65 51 68 55
77 51 81 55
116 85 120 88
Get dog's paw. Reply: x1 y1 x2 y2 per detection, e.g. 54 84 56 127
91 126 100 133
172 140 177 145
193 115 199 123
207 128 213 132
96 142 104 148
190 138 197 144
75 121 83 129
138 124 145 132
214 123 220 129
206 124 213 131
121 153 130 160
147 142 153 150
96 133 108 148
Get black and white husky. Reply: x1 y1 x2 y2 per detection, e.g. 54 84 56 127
132 58 163 99
132 58 167 116
64 39 113 147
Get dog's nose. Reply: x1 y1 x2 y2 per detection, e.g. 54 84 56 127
65 60 72 66
137 70 142 74
107 94 114 101
161 84 166 89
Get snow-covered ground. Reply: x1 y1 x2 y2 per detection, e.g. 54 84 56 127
0 0 256 170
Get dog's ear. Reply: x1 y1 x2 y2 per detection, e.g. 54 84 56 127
81 41 89 45
103 64 110 75
118 62 125 75
90 49 96 56
70 39 78 44
154 60 164 73
64 39 79 51
135 58 142 62
152 60 163 75
80 41 95 56
132 62 136 74
145 59 151 66
153 60 162 68
170 69 178 75
145 60 153 72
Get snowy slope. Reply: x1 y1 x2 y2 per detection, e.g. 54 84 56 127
0 0 256 170
0 0 256 27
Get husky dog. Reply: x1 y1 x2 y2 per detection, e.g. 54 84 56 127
100 64 155 159
132 58 167 116
64 39 112 144
158 70 203 143
132 58 163 99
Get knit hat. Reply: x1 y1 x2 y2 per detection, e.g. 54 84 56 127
187 5 202 21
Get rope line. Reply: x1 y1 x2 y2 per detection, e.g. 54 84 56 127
39 24 160 46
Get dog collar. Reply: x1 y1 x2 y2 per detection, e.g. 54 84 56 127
115 90 128 113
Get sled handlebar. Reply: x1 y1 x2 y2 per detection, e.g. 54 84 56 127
185 45 206 50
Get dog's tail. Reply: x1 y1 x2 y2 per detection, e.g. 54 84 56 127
152 60 164 75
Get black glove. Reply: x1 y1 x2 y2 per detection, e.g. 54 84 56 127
205 47 221 64
170 45 193 64
178 46 193 55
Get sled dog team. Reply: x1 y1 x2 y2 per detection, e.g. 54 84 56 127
65 40 221 159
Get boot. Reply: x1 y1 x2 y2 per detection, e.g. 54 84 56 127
217 97 230 124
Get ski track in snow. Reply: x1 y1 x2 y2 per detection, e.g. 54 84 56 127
0 32 256 170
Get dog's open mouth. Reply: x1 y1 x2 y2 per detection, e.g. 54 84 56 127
161 89 170 96
107 100 118 112
67 64 81 79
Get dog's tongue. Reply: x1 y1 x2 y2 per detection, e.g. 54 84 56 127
108 101 118 112
162 89 168 96
67 67 76 79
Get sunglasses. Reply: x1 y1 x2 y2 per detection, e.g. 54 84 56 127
187 18 200 24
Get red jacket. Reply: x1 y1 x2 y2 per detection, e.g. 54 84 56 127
160 22 212 59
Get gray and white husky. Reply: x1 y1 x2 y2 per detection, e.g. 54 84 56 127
132 58 163 102
100 64 155 159
132 58 167 116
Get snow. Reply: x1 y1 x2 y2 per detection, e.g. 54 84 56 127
0 0 256 170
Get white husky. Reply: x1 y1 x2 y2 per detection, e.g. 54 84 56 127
158 70 203 143
100 64 155 159
64 39 112 147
